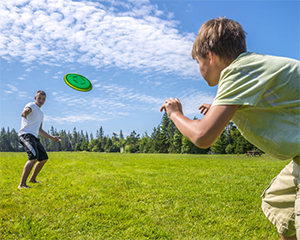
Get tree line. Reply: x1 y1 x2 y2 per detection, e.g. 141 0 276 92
0 112 259 154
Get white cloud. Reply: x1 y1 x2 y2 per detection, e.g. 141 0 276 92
44 113 108 124
25 66 36 72
0 0 198 77
6 84 18 92
2 84 28 99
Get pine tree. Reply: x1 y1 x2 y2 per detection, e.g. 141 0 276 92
159 112 170 153
139 132 150 153
149 126 161 153
172 128 182 153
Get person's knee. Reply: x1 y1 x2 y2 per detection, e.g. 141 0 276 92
27 159 37 165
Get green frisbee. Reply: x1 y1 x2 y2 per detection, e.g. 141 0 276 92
64 73 92 92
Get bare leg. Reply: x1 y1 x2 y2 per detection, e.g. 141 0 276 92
18 159 37 188
29 159 47 183
280 234 297 240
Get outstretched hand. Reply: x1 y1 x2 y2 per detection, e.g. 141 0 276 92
160 97 183 118
199 103 212 115
52 136 61 143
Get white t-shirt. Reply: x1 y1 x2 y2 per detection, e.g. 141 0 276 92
19 102 44 138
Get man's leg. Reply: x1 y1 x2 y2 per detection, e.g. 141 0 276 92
29 159 48 183
18 159 37 188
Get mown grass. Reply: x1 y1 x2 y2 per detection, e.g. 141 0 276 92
0 152 288 239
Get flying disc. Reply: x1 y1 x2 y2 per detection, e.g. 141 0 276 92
64 73 92 92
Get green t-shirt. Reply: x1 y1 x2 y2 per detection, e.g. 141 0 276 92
212 52 300 160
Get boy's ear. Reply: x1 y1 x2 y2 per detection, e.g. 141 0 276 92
207 51 214 65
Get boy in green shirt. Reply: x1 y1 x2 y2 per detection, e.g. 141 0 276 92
160 17 300 239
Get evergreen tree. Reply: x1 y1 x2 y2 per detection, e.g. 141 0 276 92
85 132 89 143
181 136 191 154
139 132 150 153
71 127 78 151
210 130 227 154
59 130 70 151
159 112 170 153
118 129 125 150
75 142 81 151
119 130 124 142
10 128 20 151
112 132 118 146
47 126 59 151
125 130 140 153
172 128 182 153
104 138 113 152
88 139 98 152
0 127 13 151
0 127 6 151
225 144 235 154
98 126 104 142
81 140 89 151
148 126 161 153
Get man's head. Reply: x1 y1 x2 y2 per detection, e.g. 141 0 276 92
191 17 247 63
35 90 46 107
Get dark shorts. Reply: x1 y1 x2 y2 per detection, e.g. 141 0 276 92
19 134 48 161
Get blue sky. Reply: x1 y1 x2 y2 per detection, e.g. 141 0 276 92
0 0 299 138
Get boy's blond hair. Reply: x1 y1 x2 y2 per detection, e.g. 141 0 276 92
192 17 247 62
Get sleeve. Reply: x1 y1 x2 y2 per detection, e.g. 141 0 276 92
25 102 35 112
212 67 267 107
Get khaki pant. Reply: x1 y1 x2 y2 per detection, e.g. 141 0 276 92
261 156 300 237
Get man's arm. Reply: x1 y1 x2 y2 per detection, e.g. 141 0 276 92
39 123 61 143
21 107 32 118
160 98 239 149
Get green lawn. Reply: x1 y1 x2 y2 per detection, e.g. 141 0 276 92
0 152 288 239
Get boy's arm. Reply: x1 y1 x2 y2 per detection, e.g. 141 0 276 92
160 98 239 149
21 107 32 118
39 123 61 143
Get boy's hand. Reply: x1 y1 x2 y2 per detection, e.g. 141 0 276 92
52 136 61 143
21 107 32 118
160 97 183 118
199 103 212 115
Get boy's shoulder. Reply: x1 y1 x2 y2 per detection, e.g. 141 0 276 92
25 102 40 112
224 52 300 78
231 52 299 65
25 102 36 108
216 51 300 107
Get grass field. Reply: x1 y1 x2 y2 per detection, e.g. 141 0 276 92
0 152 289 239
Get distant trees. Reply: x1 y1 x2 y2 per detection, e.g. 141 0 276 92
210 122 258 154
0 113 260 154
0 127 21 152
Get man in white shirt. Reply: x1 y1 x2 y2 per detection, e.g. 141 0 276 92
18 90 61 189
